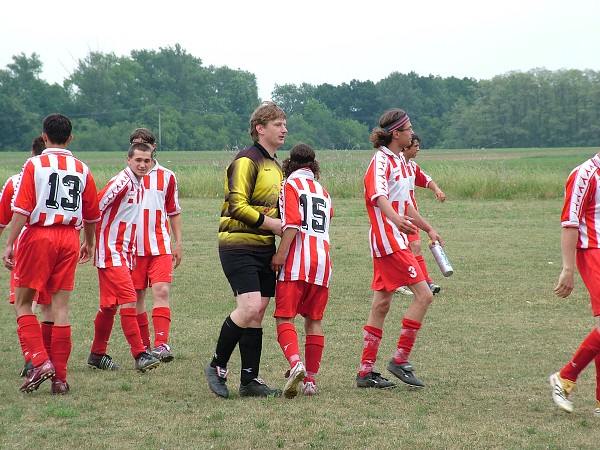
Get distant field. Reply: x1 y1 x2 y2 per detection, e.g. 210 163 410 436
1 147 596 200
1 148 599 449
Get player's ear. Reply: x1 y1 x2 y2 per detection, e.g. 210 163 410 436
67 135 73 145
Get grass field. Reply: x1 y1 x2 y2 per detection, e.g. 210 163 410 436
1 148 600 449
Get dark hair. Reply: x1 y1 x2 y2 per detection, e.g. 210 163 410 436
282 143 321 179
249 101 286 141
31 135 45 156
369 108 408 148
402 134 420 153
43 113 72 145
128 142 153 158
129 128 156 144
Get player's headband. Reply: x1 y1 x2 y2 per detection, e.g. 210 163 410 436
382 115 410 133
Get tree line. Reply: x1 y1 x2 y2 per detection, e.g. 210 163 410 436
1 44 599 152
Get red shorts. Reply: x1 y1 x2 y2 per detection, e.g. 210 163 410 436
131 254 173 289
13 225 79 293
576 249 600 316
371 249 425 292
98 266 137 308
407 231 421 243
8 273 49 304
274 280 329 320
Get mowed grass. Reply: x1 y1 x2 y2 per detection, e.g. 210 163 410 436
1 148 600 448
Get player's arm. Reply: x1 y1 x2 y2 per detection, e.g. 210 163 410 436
271 227 298 273
405 203 443 246
78 222 96 264
427 180 446 202
554 227 578 298
375 196 418 235
2 212 27 270
169 213 183 269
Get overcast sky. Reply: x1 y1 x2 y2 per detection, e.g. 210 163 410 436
1 0 599 100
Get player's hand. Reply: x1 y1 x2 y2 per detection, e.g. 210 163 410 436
427 230 443 247
172 244 183 269
3 246 14 270
78 241 92 264
270 252 286 273
554 268 574 298
435 190 446 203
396 216 418 234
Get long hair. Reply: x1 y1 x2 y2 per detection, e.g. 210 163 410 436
281 143 321 180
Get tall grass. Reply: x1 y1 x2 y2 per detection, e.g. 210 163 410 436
1 147 596 200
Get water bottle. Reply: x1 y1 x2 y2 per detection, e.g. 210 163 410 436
429 240 454 277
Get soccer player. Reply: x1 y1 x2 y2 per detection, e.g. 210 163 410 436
204 101 286 398
0 135 53 378
550 150 600 415
357 108 443 390
129 128 182 363
271 143 333 398
87 142 161 373
2 114 101 394
396 134 446 296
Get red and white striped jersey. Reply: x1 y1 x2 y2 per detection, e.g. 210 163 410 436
0 174 18 228
364 146 411 257
11 149 100 228
406 160 432 211
278 168 333 287
561 154 600 248
136 161 181 256
95 167 144 269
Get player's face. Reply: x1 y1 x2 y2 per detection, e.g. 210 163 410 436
257 118 287 152
404 140 420 160
127 149 152 179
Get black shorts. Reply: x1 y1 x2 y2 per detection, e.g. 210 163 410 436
219 249 276 297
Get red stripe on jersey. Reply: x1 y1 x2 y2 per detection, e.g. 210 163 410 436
155 209 167 254
157 170 165 191
39 212 47 224
57 155 67 171
40 155 51 167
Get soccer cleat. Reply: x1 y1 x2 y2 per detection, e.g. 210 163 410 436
395 286 414 296
283 361 306 399
51 379 71 395
428 282 441 295
594 400 600 417
20 359 55 393
239 377 283 397
387 360 425 388
356 371 397 389
87 353 121 371
301 380 317 396
549 372 574 413
205 364 230 398
135 352 160 373
20 360 34 378
151 343 174 363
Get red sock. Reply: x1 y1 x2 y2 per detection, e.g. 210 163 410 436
415 255 432 284
305 334 324 382
90 307 116 355
41 321 53 359
152 307 171 347
277 322 301 366
120 307 146 358
393 318 422 364
17 314 47 366
359 325 383 377
51 325 71 382
17 325 30 362
136 311 151 349
560 328 600 382
595 353 600 403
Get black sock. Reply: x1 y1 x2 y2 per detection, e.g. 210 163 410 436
211 316 243 368
239 327 263 385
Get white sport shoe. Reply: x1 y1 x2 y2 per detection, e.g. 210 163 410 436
301 380 317 396
549 372 574 413
283 361 306 399
395 286 413 296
